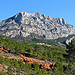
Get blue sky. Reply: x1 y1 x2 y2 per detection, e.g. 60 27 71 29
0 0 75 26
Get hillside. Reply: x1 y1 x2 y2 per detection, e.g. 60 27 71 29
0 36 75 75
0 36 68 75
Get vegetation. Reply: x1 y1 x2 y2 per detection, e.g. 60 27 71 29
0 36 66 61
65 38 75 75
5 33 65 47
0 36 75 75
54 34 75 44
66 38 75 63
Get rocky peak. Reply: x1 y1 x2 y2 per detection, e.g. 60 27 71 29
0 12 75 39
56 18 66 25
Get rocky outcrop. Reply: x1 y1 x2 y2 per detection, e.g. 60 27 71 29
66 37 75 45
0 12 75 39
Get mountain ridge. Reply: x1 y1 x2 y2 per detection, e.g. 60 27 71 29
0 12 75 39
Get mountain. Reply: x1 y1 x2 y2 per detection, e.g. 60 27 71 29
0 12 75 39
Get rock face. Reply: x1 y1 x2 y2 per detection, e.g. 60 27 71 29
0 12 75 39
66 37 75 45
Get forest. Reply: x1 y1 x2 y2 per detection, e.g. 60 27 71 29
0 36 75 75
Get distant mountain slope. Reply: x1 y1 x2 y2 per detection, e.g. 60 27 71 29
0 12 75 39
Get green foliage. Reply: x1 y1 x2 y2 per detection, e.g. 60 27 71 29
53 61 65 75
0 36 67 61
66 38 75 63
64 38 75 75
0 36 69 75
54 34 75 44
0 71 7 75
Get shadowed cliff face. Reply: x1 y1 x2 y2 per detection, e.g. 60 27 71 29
0 12 75 39
14 13 22 24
